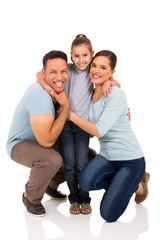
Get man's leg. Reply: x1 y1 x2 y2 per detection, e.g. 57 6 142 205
11 140 63 205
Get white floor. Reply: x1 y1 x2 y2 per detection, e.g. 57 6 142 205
1 147 159 240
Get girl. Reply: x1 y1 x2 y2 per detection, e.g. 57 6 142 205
68 50 150 222
37 35 121 215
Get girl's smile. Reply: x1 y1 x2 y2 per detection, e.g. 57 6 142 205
71 44 94 71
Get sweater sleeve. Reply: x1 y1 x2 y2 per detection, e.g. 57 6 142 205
96 88 126 137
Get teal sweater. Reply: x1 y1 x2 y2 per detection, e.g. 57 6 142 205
89 86 144 161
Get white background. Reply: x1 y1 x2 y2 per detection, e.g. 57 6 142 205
0 0 160 239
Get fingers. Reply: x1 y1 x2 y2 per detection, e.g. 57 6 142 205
127 108 131 121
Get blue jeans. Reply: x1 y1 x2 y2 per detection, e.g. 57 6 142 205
59 121 90 204
79 155 145 222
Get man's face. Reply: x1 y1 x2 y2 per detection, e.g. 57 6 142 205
43 58 68 93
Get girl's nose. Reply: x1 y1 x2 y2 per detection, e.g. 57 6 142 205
79 56 83 62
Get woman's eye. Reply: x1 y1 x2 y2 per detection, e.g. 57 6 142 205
91 64 96 67
101 66 106 70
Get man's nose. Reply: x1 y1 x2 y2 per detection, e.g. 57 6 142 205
56 73 62 80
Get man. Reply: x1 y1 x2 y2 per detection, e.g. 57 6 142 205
6 51 70 216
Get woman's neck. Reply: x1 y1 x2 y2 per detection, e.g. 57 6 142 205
92 85 103 104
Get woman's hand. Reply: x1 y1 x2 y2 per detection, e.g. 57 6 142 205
127 108 131 121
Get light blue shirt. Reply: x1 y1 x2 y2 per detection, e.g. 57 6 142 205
89 86 144 161
6 82 55 157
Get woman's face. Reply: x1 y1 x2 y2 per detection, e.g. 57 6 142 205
71 44 94 71
90 56 115 85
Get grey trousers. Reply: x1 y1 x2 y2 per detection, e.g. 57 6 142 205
11 140 65 204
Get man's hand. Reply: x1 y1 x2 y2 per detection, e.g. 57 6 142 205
51 91 70 110
30 91 70 148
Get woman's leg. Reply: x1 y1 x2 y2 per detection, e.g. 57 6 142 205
100 158 145 222
79 155 116 192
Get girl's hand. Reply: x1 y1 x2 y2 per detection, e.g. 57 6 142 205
102 81 112 98
102 78 121 98
36 70 54 97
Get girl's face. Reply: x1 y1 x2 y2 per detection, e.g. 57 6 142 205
90 56 115 85
71 44 94 71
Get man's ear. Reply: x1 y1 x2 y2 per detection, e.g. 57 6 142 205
42 68 45 78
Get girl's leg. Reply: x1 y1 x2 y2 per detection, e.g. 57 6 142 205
100 158 145 222
59 122 79 204
74 127 90 207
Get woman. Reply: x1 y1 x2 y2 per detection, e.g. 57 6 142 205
68 50 150 222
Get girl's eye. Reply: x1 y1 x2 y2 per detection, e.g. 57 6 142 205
74 55 79 58
91 64 96 68
84 54 88 57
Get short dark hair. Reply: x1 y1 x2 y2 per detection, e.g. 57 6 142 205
43 50 68 70
93 50 117 70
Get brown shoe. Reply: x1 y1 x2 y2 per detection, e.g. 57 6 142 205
135 172 150 204
45 186 67 200
22 194 46 217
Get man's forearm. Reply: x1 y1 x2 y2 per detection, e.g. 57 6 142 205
46 107 69 147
